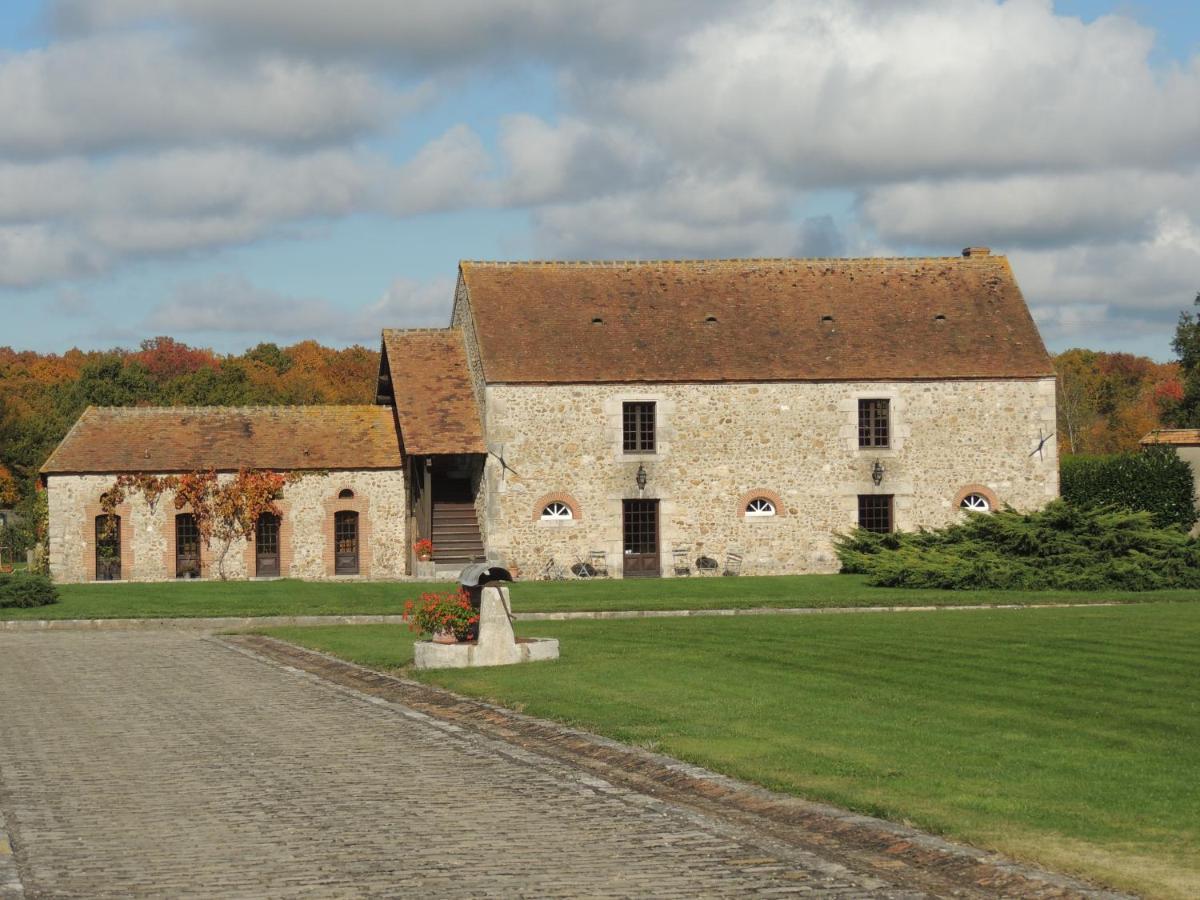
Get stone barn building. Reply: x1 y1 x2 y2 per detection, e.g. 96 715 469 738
43 250 1058 582
42 407 408 581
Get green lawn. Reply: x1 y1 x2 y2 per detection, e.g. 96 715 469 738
3 573 1198 620
260 603 1200 899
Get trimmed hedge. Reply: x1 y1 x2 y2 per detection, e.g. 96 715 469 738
0 573 59 609
1060 446 1197 530
835 500 1200 591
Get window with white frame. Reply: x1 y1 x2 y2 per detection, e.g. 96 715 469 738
541 501 574 520
744 497 776 517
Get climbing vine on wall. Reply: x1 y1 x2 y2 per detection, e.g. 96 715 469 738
100 469 301 579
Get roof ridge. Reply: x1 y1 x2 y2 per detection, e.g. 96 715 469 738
460 256 1004 267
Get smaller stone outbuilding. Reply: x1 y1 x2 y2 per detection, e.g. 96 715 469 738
41 406 407 583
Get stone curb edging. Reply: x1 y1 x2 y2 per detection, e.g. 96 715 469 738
513 600 1127 620
0 601 1129 631
222 633 1132 900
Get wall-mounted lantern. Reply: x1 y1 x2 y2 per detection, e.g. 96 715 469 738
635 463 648 492
871 460 885 487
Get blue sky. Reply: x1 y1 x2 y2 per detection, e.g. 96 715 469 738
1 1 1198 360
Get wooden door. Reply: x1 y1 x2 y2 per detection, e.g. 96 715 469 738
175 513 201 578
622 500 660 578
256 513 280 577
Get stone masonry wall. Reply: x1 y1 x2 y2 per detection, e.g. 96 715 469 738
47 469 408 583
479 378 1058 577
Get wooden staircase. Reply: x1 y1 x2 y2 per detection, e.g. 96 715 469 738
431 501 485 567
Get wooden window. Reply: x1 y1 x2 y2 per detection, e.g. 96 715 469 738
858 399 890 448
95 516 121 581
175 513 201 578
623 401 656 453
334 510 359 575
858 495 893 533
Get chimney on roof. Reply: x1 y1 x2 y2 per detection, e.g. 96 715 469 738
962 246 991 258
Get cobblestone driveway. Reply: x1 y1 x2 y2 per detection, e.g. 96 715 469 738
0 631 920 898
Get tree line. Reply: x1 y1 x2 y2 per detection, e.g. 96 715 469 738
1056 294 1200 455
0 337 379 551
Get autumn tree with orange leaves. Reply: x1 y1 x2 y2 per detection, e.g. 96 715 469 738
0 464 18 508
101 469 299 579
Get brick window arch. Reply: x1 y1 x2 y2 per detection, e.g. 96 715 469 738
533 492 582 522
737 488 786 518
953 484 999 513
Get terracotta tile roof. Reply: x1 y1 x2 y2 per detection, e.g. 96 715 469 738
380 329 485 455
1141 429 1200 446
41 406 401 474
458 256 1054 383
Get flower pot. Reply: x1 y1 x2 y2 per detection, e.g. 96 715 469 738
431 630 458 645
417 553 432 562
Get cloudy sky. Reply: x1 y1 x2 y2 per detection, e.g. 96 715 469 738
1 0 1198 359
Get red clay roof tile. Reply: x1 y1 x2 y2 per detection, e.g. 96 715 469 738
1141 429 1200 446
380 329 485 455
459 257 1053 383
41 405 401 474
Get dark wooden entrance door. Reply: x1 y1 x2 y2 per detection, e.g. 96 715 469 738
256 512 280 577
334 510 360 575
175 513 201 578
622 499 660 578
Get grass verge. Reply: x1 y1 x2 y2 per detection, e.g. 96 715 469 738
259 603 1200 899
2 573 1198 620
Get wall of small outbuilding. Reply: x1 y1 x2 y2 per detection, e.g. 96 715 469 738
46 469 408 583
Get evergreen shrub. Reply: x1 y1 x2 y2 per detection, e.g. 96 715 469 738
0 573 59 608
1060 446 1197 530
835 500 1200 591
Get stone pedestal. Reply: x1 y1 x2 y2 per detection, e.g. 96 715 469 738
413 585 559 670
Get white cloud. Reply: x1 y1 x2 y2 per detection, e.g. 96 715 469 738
3 0 1197 359
529 170 798 259
51 0 732 70
1014 212 1200 354
0 226 102 287
861 169 1200 248
589 0 1200 185
0 137 489 281
0 32 405 157
379 126 495 216
144 272 454 343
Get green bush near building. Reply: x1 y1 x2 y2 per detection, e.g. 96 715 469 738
836 500 1200 591
0 573 59 608
1060 445 1197 529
